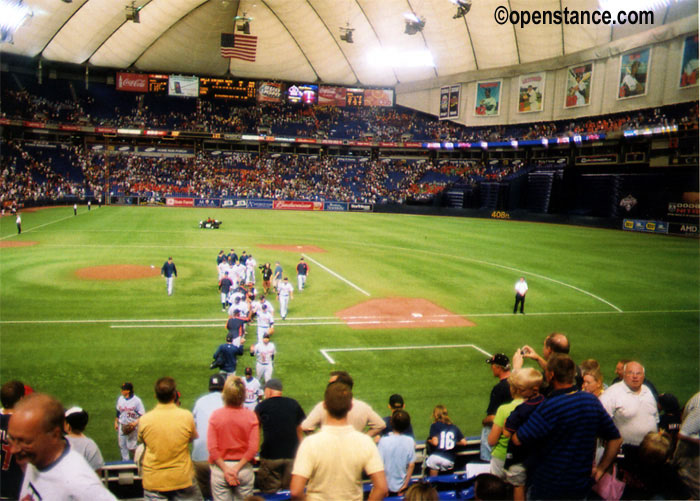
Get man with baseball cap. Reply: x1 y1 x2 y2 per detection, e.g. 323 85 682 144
480 353 513 461
255 378 306 493
191 373 225 499
212 333 245 377
115 382 145 461
243 367 263 411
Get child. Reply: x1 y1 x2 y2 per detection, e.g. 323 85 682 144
64 407 105 472
425 405 468 476
377 409 416 496
503 368 544 501
487 370 528 479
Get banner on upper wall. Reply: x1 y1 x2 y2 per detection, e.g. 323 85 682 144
364 89 394 107
517 73 544 113
439 86 450 119
116 72 148 93
319 86 347 106
565 63 593 108
448 85 460 118
475 80 502 116
257 82 283 103
680 34 699 88
618 48 651 99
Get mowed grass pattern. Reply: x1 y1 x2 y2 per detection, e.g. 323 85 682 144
1 205 698 462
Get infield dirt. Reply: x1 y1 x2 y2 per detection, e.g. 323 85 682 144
75 264 161 281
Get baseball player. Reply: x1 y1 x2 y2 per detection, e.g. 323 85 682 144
277 276 294 320
242 367 263 411
296 257 309 291
250 334 276 384
15 213 21 234
251 294 274 317
228 295 250 318
114 382 145 461
218 271 234 311
226 309 251 339
161 256 177 296
514 277 528 314
217 255 230 281
245 254 257 284
232 260 246 288
255 304 275 343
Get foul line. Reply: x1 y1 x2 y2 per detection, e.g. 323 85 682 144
320 343 492 364
301 253 370 297
1 214 76 241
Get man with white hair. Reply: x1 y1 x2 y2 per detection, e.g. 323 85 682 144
600 360 658 446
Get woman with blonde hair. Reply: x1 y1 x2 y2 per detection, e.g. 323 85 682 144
207 375 259 501
582 368 604 398
424 405 468 476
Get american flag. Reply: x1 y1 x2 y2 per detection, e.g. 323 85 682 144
221 33 257 62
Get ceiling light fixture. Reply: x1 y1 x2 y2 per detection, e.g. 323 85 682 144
234 13 253 34
403 12 425 35
125 2 142 23
0 0 32 43
450 0 471 19
340 23 354 43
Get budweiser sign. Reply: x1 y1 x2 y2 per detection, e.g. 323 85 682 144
117 72 148 92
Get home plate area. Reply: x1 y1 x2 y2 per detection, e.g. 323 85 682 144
336 297 474 330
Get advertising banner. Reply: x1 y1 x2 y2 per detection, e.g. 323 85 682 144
248 200 274 209
439 86 449 119
318 86 347 106
257 82 283 103
565 63 593 108
364 89 394 107
116 72 149 92
168 75 199 98
680 34 699 88
517 73 545 113
166 197 194 207
622 219 669 234
194 198 221 208
669 222 699 236
273 200 324 211
618 48 651 99
668 202 700 217
474 80 502 116
324 202 348 212
349 203 373 212
448 85 460 118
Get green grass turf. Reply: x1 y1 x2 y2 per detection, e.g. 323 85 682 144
1 205 698 462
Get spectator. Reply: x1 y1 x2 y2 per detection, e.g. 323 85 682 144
377 409 416 496
474 473 513 500
481 353 512 461
673 391 700 498
1 380 26 499
64 406 104 472
254 378 305 493
138 377 202 500
290 381 387 500
301 371 385 436
9 393 117 500
600 360 659 446
425 404 468 476
191 373 226 500
581 368 604 398
208 375 259 501
403 481 439 501
611 358 659 398
514 332 577 395
379 393 414 438
512 355 622 500
657 392 682 443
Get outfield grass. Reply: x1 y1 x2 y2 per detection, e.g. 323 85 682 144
1 205 698 462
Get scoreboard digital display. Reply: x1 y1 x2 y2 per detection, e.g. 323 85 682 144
199 78 256 101
148 75 169 94
346 88 365 107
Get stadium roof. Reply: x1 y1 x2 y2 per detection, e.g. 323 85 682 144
1 0 697 87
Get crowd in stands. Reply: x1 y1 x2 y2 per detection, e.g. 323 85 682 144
2 75 697 143
5 139 523 205
3 333 698 500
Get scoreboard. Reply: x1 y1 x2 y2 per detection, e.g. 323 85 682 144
199 78 256 101
345 88 365 107
148 75 168 94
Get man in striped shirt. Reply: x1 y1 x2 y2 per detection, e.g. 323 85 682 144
513 355 622 500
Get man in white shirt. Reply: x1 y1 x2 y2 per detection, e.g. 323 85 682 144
9 393 117 501
600 360 658 446
513 277 528 314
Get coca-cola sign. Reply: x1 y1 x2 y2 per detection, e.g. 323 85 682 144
116 72 148 92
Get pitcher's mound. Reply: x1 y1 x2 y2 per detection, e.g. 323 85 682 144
76 265 161 281
258 245 326 253
337 297 475 330
0 241 38 248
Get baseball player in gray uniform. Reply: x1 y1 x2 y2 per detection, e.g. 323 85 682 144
250 334 276 384
277 277 294 320
255 304 275 343
243 367 263 411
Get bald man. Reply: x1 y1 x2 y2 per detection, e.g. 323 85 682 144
600 361 659 446
9 393 116 500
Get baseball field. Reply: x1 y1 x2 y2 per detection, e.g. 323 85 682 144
0 205 698 462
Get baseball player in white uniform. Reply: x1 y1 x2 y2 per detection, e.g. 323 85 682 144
277 277 294 320
246 255 257 284
255 304 275 343
251 295 274 317
114 382 146 461
228 295 250 318
250 334 276 383
242 367 263 411
232 261 246 288
217 259 230 281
